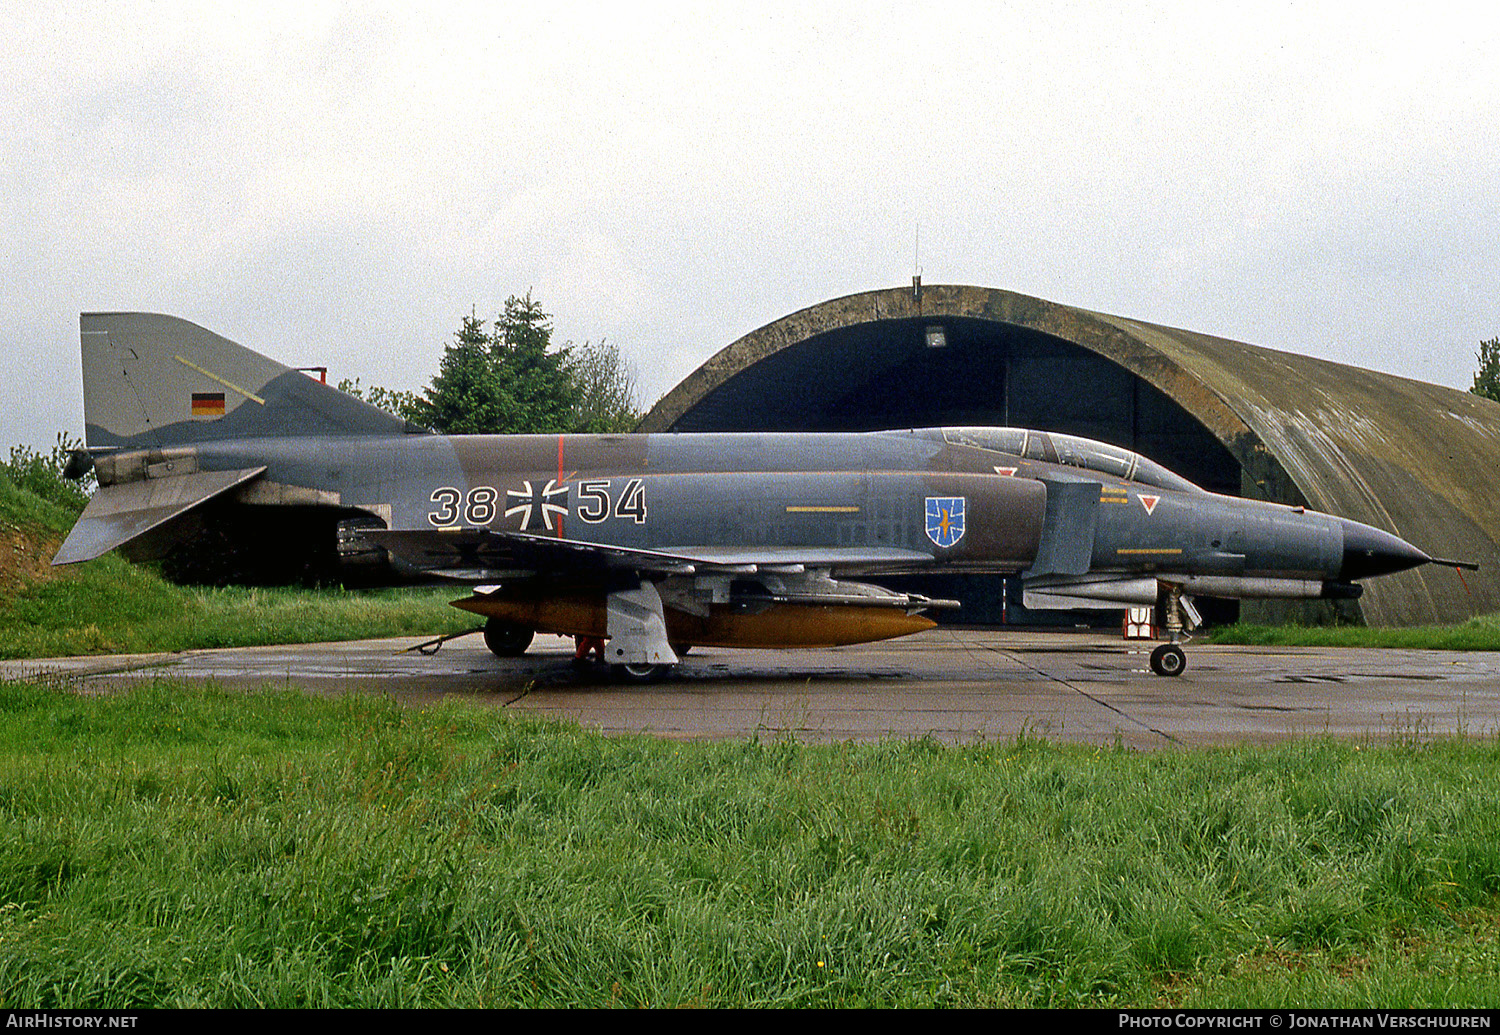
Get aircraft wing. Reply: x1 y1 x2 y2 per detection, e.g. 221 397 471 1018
367 528 933 581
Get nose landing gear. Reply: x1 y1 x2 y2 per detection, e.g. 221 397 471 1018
1150 582 1198 677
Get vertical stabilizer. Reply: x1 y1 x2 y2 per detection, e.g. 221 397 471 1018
80 312 411 449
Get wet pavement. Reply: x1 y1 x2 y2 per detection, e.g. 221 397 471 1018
5 628 1498 749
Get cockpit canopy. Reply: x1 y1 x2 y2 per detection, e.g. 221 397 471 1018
934 426 1201 493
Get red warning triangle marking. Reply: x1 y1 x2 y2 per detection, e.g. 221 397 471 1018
1139 494 1160 515
994 466 1018 477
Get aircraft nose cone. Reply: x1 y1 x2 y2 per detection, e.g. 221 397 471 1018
1338 518 1431 580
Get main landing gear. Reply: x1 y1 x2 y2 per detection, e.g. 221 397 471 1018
605 581 679 683
483 618 534 657
479 584 681 684
612 662 671 684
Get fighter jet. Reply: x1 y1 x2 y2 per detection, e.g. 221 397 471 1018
54 312 1451 679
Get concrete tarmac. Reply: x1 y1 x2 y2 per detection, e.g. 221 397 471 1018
6 628 1499 749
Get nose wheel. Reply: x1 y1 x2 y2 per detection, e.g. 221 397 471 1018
1149 643 1186 677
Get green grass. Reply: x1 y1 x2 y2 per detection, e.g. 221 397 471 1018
1209 612 1500 651
0 562 475 658
3 680 1500 1008
0 463 474 659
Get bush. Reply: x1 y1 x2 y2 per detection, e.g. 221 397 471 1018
0 433 92 516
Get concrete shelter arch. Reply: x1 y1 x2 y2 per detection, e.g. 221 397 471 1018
641 285 1500 626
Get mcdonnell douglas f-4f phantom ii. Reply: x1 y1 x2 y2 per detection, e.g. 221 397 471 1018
54 312 1457 679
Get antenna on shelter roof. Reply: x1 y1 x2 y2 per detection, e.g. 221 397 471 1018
912 222 923 303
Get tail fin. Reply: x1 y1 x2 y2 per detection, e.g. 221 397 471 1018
81 312 411 450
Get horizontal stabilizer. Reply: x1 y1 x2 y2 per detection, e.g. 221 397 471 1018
52 466 266 565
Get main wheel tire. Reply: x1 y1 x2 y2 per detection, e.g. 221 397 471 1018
612 662 670 684
482 618 534 657
1149 643 1187 677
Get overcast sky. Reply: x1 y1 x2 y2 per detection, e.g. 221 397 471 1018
5 0 1498 450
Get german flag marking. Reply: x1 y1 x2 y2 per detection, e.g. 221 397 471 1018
191 392 225 416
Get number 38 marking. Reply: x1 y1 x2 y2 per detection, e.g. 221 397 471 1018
427 486 501 526
577 478 647 524
430 480 647 526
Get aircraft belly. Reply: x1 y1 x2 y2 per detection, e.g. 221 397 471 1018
453 592 937 648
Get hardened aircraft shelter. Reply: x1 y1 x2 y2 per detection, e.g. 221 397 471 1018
641 284 1500 626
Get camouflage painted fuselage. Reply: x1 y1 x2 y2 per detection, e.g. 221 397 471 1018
80 426 1401 593
180 430 1050 571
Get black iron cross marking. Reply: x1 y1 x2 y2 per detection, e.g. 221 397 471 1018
504 479 569 531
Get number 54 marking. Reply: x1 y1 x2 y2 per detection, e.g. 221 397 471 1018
576 478 648 524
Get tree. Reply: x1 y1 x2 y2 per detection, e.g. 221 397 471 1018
341 293 642 434
488 292 579 434
416 312 511 434
569 338 642 433
1472 337 1500 404
335 377 424 425
416 294 579 435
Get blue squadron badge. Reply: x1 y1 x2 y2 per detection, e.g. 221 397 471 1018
925 496 966 549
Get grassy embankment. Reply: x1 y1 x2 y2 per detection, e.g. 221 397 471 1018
3 680 1500 1008
0 459 474 659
